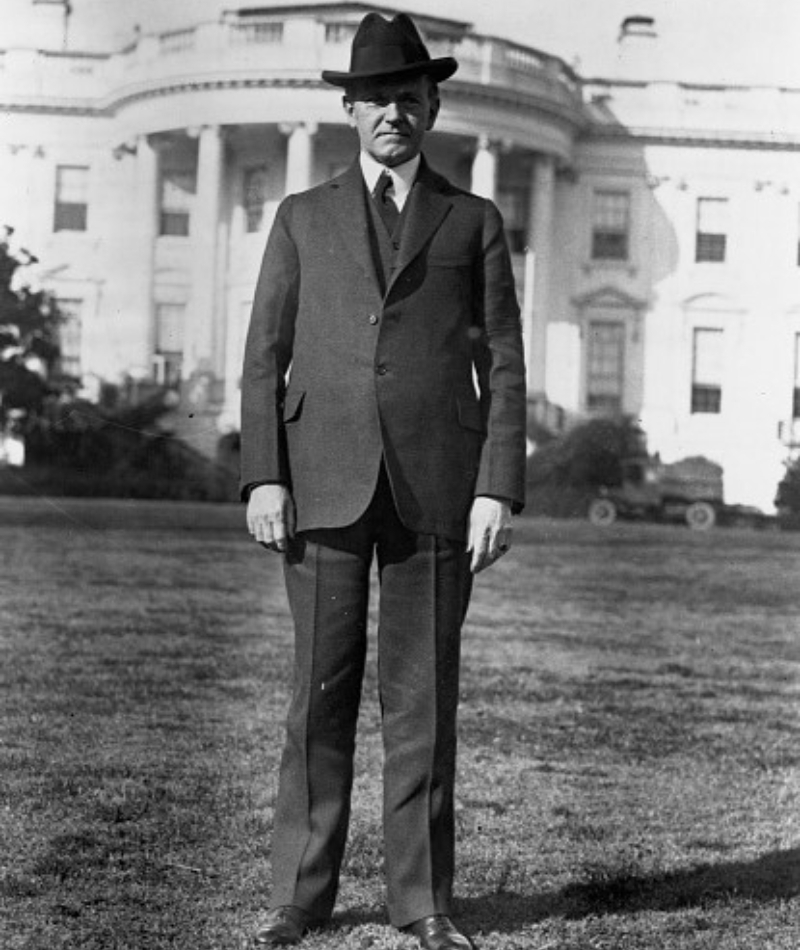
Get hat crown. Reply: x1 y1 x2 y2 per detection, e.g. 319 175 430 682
350 13 430 75
320 11 458 86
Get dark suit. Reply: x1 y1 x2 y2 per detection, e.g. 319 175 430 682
241 157 526 926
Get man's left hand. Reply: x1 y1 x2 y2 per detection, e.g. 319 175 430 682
467 497 513 574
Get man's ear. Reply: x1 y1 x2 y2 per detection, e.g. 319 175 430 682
426 86 440 131
342 95 357 128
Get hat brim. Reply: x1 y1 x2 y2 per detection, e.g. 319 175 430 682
322 56 458 87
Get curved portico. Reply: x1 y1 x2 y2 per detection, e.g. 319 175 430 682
0 1 584 452
104 8 583 433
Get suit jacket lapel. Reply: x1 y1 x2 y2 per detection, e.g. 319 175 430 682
325 161 383 296
324 157 453 301
388 160 453 297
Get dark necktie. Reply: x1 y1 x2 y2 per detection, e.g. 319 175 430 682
374 170 400 235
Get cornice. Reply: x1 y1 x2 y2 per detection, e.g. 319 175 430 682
105 76 325 112
448 82 586 133
584 125 800 151
0 100 108 117
103 75 587 132
7 82 795 153
0 72 583 138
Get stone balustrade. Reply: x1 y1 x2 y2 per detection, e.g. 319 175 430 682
2 11 798 147
0 14 582 115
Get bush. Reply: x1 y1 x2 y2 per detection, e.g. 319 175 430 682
0 231 71 425
776 456 800 528
8 398 238 501
525 417 646 518
528 417 645 491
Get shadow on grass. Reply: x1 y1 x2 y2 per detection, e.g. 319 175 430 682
456 848 800 932
334 906 392 928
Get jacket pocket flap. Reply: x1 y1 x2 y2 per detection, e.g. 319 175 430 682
457 397 485 433
282 389 305 423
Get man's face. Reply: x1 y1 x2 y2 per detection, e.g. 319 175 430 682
343 75 439 167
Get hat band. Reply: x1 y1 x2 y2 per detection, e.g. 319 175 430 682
351 44 429 74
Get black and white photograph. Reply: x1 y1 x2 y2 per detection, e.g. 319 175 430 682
1 1 799 948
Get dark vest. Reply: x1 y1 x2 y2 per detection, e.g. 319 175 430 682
364 179 409 294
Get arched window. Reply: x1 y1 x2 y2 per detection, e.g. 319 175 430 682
690 327 723 413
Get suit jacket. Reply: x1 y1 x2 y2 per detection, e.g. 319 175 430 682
240 158 527 542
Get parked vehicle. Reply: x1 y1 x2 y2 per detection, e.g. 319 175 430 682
587 455 724 530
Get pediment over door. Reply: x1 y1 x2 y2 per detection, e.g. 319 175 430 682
572 285 647 312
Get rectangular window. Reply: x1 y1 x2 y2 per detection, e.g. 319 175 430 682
591 191 630 261
793 333 800 419
154 303 184 388
243 166 269 233
587 321 624 414
56 298 83 377
696 197 728 262
160 169 196 237
691 328 723 413
54 166 89 232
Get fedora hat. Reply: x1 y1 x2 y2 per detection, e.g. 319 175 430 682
321 12 458 86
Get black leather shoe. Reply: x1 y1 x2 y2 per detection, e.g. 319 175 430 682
403 915 476 950
253 906 324 946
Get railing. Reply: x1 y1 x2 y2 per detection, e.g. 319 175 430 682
324 22 356 45
0 48 109 102
583 79 800 142
42 50 104 78
0 14 583 111
159 28 195 56
6 12 800 129
228 21 285 46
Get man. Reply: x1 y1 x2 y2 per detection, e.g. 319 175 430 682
241 12 526 949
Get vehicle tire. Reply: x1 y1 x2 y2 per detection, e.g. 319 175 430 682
588 497 617 527
685 501 716 531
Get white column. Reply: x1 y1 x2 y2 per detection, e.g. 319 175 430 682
525 153 556 394
470 135 498 201
185 124 224 378
218 299 249 433
281 122 317 196
133 135 158 373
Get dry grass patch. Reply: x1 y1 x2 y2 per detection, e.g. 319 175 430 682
0 499 798 949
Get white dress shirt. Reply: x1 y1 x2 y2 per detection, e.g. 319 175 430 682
359 151 421 211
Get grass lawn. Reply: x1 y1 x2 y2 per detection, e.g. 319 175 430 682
1 497 798 949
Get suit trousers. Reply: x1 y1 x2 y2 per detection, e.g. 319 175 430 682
268 465 473 927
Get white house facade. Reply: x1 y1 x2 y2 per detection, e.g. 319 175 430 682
2 1 800 511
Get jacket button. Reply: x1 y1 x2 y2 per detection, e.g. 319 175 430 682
376 364 388 375
368 313 379 325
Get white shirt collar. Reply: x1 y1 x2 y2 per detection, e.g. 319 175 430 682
359 151 421 211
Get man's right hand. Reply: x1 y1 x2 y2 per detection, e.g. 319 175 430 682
247 484 296 552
